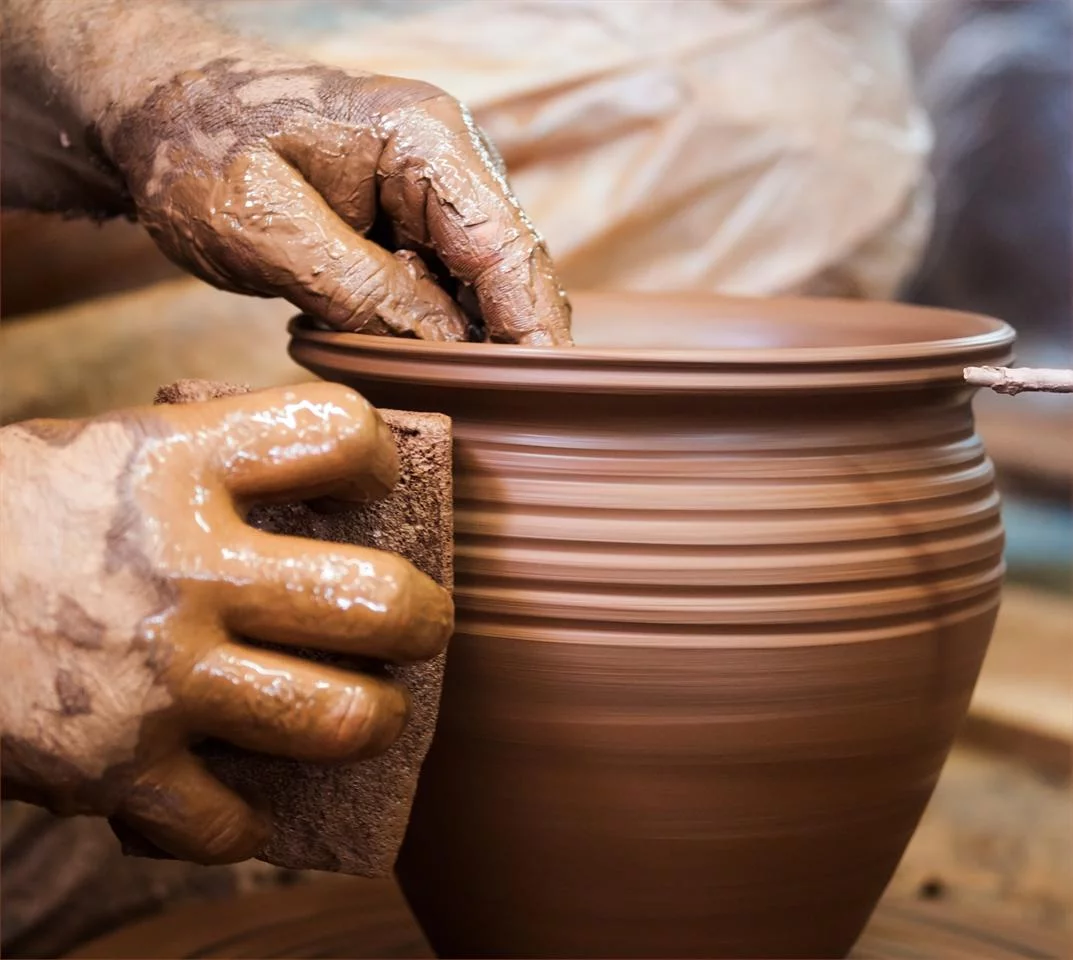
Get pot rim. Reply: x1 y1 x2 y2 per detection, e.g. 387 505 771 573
288 292 1016 393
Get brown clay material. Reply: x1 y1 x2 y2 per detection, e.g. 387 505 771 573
155 380 453 876
288 291 1016 959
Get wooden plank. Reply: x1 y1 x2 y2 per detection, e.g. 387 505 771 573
67 870 1069 959
891 745 1072 937
963 584 1073 781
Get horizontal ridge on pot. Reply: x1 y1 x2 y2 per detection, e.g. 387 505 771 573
288 292 1014 959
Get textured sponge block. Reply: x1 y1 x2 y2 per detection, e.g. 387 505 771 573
154 379 452 877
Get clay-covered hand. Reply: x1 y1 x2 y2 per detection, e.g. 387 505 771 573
0 384 453 865
98 56 573 346
2 0 572 343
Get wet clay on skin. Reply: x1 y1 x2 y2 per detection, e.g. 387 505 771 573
289 291 1016 959
0 383 453 866
1 0 572 345
156 378 456 878
100 58 573 346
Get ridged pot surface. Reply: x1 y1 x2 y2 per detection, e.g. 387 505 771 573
289 293 1014 959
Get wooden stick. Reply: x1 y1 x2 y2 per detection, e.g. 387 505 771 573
964 365 1073 396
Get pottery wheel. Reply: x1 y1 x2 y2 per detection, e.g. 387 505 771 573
67 877 1066 960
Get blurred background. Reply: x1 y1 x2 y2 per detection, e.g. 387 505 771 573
2 1 1070 956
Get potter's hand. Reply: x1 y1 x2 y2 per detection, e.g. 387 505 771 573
107 61 574 346
0 384 453 865
0 0 573 346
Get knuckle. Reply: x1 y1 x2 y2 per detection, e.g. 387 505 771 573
333 266 391 332
197 807 260 863
332 74 448 123
408 80 453 107
330 681 409 760
390 86 469 134
475 234 533 282
389 78 452 112
329 685 376 755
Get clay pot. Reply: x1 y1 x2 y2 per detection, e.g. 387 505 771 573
288 293 1014 959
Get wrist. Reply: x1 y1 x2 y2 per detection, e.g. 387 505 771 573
2 0 258 163
25 0 240 120
1 0 239 215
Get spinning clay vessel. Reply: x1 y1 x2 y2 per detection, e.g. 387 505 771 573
289 292 1015 959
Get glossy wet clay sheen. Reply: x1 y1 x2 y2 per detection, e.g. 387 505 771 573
289 292 1015 959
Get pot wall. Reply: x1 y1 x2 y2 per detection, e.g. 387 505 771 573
290 297 1010 959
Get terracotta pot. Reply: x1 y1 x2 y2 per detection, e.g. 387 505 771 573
288 293 1014 959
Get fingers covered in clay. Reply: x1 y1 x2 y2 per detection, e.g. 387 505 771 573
170 382 401 506
152 382 452 665
0 381 451 863
152 383 453 658
182 643 410 763
103 58 573 344
118 753 271 865
151 382 452 663
378 95 574 347
212 530 453 663
141 150 470 341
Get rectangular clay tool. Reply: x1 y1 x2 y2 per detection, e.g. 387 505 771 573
154 379 452 876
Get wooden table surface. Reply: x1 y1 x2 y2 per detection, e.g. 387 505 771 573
69 872 1070 960
962 584 1072 784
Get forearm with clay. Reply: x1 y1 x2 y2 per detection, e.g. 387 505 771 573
0 0 246 216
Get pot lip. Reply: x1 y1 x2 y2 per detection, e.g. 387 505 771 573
288 294 1016 395
289 293 1014 368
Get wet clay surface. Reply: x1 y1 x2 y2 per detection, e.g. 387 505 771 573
156 379 455 876
289 291 1016 958
0 382 452 868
